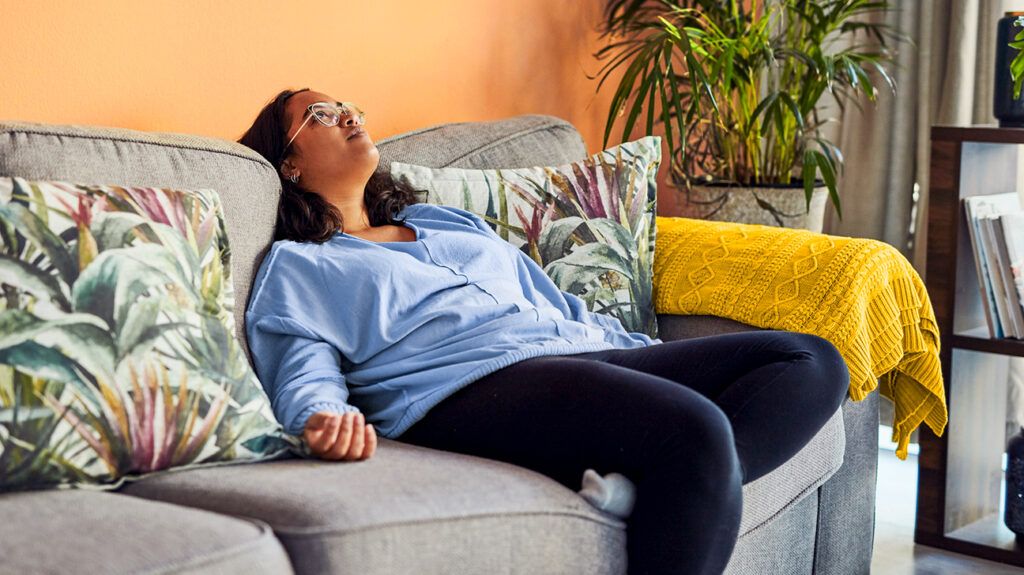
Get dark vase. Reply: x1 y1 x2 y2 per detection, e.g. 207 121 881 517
1005 425 1024 538
995 12 1024 128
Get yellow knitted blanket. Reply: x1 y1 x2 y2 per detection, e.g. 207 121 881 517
652 217 948 460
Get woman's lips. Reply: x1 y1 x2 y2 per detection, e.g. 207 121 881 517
347 128 366 140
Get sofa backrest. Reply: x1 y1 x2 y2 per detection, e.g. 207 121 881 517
0 115 587 368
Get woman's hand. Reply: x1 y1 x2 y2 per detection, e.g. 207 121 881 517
303 411 377 461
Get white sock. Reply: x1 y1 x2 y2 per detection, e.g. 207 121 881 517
577 468 637 520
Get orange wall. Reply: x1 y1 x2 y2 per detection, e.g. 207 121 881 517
0 0 678 214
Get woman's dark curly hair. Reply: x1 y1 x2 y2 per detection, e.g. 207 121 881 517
237 87 422 244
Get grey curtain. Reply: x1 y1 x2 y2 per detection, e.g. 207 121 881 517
822 0 1013 266
822 0 1024 445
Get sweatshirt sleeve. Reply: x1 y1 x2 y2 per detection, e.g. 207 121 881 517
246 313 362 437
444 204 662 348
245 244 362 438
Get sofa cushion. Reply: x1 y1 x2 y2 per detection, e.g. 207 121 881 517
0 489 293 574
118 405 843 575
0 177 298 491
390 136 662 337
375 114 588 173
657 313 764 339
0 121 281 370
119 438 628 575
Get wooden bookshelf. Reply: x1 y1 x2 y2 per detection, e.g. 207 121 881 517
917 125 1024 566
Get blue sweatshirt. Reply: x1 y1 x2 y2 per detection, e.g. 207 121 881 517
245 203 662 438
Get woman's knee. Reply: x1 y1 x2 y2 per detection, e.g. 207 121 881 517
656 399 742 486
784 332 850 410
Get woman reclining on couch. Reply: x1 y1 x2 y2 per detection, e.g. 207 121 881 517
237 87 849 575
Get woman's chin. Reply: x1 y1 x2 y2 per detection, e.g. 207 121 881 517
341 139 378 157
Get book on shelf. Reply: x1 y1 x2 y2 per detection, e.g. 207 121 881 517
963 193 1024 339
1005 212 1024 320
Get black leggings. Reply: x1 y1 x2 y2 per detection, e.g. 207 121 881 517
397 330 850 575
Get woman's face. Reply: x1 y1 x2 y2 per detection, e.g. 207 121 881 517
280 90 379 194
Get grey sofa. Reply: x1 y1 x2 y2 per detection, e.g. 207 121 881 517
0 115 879 574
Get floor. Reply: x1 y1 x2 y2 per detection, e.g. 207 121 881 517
871 425 1024 574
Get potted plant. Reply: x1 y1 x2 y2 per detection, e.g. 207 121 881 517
997 12 1024 127
592 0 902 231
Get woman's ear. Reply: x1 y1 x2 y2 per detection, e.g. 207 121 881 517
280 159 298 180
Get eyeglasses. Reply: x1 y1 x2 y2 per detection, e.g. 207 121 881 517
280 101 366 161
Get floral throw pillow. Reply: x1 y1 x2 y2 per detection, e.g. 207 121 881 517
391 136 662 337
0 177 299 492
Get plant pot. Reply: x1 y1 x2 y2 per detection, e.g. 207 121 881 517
678 182 829 233
995 12 1024 128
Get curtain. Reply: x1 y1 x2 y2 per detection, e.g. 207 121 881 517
820 0 1024 445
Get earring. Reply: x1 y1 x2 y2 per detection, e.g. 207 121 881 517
289 174 299 183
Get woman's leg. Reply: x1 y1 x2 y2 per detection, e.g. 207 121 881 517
572 330 850 484
398 354 744 575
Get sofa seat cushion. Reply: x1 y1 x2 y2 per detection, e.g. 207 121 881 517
0 490 293 574
119 403 844 575
119 438 628 575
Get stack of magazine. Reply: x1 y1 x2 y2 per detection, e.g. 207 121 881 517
964 192 1024 339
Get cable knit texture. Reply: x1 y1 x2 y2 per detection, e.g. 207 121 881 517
652 216 948 460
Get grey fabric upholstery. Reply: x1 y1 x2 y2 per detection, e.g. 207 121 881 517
0 490 293 574
814 386 879 574
119 408 842 574
726 490 821 574
120 439 627 575
738 405 845 537
657 313 764 340
0 121 280 370
375 114 588 173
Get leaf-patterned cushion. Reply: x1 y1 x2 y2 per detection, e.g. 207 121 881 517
391 136 662 337
0 177 300 492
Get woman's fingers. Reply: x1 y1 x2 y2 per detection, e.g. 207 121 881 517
303 412 334 452
363 424 377 458
316 413 343 455
303 412 330 443
326 412 357 460
345 413 366 460
303 411 377 461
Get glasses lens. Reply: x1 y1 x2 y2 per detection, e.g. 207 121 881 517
338 102 366 125
310 103 341 126
309 102 366 126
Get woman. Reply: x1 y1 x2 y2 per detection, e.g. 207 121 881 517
237 87 850 575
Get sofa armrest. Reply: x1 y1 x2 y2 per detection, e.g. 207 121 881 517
656 313 765 341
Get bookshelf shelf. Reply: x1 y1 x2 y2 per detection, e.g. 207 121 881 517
916 125 1024 567
950 335 1024 357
